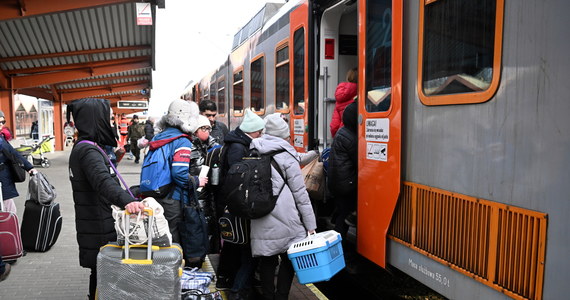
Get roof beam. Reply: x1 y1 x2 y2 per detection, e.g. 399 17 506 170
0 0 137 21
55 74 151 87
0 45 151 63
59 80 149 93
61 83 148 102
15 87 55 101
6 56 151 76
11 60 151 88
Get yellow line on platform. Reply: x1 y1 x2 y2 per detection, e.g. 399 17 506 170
306 283 329 300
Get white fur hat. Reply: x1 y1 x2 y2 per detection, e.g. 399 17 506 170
167 99 199 133
264 113 290 139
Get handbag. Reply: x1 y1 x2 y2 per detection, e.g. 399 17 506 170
179 177 209 268
301 157 325 200
112 197 172 247
218 207 250 244
137 137 149 149
28 172 57 204
2 146 27 183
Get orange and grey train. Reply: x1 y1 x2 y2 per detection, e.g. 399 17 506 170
185 1 569 299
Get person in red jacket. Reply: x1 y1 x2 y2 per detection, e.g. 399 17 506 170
330 68 358 138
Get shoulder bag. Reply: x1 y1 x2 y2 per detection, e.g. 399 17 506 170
2 146 27 183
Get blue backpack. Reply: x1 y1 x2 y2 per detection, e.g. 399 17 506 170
140 135 188 198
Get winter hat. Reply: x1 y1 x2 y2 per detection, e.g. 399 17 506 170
264 113 290 139
239 109 265 133
167 99 200 133
0 110 4 118
195 115 211 131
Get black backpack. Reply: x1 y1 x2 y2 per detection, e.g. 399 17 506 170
221 149 285 219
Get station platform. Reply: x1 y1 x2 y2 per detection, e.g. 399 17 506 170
0 148 326 300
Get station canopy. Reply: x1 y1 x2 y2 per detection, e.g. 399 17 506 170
0 0 164 113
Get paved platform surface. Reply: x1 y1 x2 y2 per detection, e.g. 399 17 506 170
0 147 324 300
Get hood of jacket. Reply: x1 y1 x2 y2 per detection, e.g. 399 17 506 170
224 127 251 147
250 134 299 162
335 82 357 104
342 101 358 133
149 127 190 150
67 98 116 146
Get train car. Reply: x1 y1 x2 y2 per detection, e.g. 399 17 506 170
189 1 570 299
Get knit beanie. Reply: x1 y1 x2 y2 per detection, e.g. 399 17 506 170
195 115 211 131
239 109 265 133
0 110 4 118
264 113 290 139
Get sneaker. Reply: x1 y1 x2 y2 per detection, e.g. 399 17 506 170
0 264 11 282
216 276 232 290
345 211 357 227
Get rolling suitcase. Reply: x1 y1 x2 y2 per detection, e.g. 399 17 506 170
0 183 24 261
97 207 183 300
20 199 62 252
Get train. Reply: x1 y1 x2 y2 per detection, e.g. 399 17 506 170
183 1 570 299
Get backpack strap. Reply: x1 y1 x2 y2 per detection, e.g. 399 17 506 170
77 140 135 199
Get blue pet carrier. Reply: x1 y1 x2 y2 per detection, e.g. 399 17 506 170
287 230 345 284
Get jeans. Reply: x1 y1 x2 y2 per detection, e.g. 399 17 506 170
156 198 182 243
258 253 295 300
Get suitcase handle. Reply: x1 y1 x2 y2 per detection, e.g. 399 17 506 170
123 207 154 262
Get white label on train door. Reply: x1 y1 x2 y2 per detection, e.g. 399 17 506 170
365 118 389 142
294 135 304 148
293 119 304 135
366 142 387 162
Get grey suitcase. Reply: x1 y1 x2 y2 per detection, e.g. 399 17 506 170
96 208 183 300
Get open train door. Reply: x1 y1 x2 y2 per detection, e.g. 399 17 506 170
357 0 403 268
289 0 309 152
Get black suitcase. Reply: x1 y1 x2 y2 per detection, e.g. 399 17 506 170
20 199 62 252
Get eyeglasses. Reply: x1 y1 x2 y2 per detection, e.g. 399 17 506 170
204 113 217 118
198 126 212 132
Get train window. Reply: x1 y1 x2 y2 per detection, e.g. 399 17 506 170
233 70 244 116
365 0 392 113
210 82 216 102
275 42 289 113
250 55 265 113
217 78 226 115
293 28 305 115
418 0 504 105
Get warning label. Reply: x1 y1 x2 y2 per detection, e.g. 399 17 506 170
365 118 389 142
366 142 387 162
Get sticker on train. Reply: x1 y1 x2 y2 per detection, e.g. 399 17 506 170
365 118 389 142
294 135 304 148
366 142 387 162
293 119 304 135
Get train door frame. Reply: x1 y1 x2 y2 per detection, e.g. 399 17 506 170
289 1 310 152
317 0 358 148
357 0 403 268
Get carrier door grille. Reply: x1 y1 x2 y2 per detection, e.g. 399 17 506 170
388 182 547 300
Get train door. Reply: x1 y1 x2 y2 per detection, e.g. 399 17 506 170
317 0 358 148
357 0 402 268
289 1 309 153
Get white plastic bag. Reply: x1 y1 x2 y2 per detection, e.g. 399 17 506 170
137 137 149 149
112 197 172 247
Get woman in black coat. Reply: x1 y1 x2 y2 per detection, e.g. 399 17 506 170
0 111 36 214
327 101 358 238
67 98 144 300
